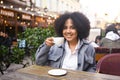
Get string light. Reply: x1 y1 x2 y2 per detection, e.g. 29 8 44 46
19 7 22 11
3 6 6 9
25 7 28 11
0 0 3 4
32 14 34 16
31 8 33 11
10 5 13 8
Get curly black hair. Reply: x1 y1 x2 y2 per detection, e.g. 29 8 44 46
54 12 90 40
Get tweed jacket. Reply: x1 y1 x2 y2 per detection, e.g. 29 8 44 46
35 39 96 72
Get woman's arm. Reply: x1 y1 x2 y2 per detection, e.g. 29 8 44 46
85 45 96 72
35 43 51 65
35 37 54 65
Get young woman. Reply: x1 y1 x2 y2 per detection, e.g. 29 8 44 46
35 12 96 72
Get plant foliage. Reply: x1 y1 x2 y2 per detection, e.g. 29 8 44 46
17 26 56 61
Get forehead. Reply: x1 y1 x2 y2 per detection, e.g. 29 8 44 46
65 18 73 25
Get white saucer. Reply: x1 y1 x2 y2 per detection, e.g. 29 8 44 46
48 69 67 76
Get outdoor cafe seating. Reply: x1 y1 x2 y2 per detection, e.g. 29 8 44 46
96 53 120 76
95 47 120 62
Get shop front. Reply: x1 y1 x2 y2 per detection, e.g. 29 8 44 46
0 7 34 41
0 8 16 40
35 16 46 27
0 6 57 42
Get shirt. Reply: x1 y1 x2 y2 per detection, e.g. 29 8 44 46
62 40 80 70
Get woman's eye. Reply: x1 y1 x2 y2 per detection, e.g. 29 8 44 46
63 26 67 29
71 26 76 29
63 26 76 29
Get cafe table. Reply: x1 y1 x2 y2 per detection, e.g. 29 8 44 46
1 65 120 80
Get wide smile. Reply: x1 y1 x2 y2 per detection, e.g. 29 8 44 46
66 34 72 37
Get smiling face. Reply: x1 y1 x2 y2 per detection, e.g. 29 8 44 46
63 18 78 43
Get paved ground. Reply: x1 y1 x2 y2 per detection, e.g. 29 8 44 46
0 56 34 77
0 63 24 77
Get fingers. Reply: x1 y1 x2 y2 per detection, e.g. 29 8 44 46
45 37 54 46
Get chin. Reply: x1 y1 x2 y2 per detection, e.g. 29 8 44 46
66 39 72 42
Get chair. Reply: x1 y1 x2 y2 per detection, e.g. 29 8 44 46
95 47 110 62
96 53 120 76
95 47 110 53
111 48 120 53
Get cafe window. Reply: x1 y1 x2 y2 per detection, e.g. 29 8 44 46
5 25 15 38
0 14 16 39
35 16 46 27
17 13 32 28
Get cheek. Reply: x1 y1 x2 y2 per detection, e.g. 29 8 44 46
75 33 78 38
73 30 78 36
74 32 78 38
62 30 65 34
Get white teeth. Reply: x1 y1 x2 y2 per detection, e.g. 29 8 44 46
66 34 71 36
66 36 71 38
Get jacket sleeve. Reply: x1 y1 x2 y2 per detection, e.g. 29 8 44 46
85 45 96 72
35 42 51 65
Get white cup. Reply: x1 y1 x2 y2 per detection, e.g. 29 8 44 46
53 37 64 45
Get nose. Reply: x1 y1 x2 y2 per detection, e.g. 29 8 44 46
66 28 71 33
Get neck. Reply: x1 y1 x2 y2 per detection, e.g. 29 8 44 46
68 39 79 53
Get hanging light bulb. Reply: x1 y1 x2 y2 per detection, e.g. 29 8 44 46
3 6 6 9
31 8 34 11
32 14 34 16
0 1 3 4
25 7 28 11
19 7 22 11
10 5 13 8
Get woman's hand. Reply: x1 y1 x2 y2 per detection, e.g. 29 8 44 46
45 37 54 46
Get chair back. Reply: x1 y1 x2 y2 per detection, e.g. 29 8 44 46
95 47 110 62
111 48 120 53
96 53 120 76
95 47 110 53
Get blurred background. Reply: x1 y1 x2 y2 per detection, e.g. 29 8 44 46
0 0 120 75
0 0 120 41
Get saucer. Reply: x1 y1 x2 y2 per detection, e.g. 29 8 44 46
48 69 67 76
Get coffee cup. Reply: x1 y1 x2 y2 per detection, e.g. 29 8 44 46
53 37 64 45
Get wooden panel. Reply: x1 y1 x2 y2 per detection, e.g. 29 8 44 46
96 53 107 62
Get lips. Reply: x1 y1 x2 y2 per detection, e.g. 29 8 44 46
65 35 73 40
66 34 72 36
